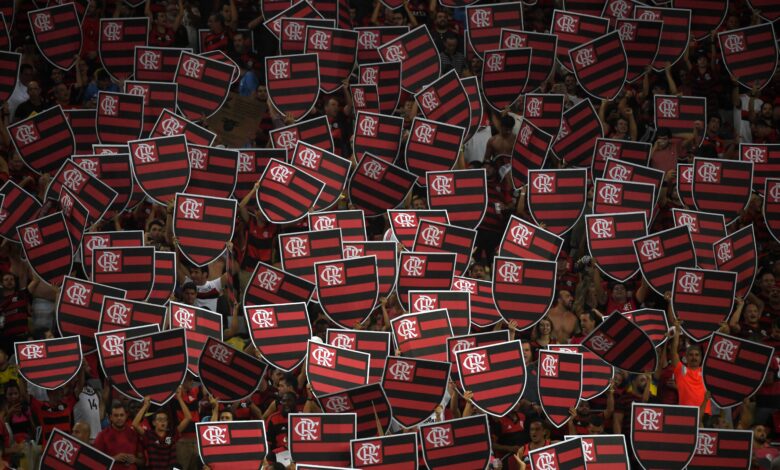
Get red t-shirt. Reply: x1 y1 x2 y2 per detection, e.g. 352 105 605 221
93 425 141 470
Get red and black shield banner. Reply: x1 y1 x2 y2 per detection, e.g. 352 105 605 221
0 182 41 242
0 51 19 103
456 340 525 417
492 257 556 331
453 276 502 327
500 29 558 93
631 403 698 469
245 302 311 372
415 69 470 132
672 209 726 270
634 226 697 296
460 76 482 140
624 308 670 348
550 10 609 72
654 94 706 146
92 246 155 300
173 193 236 267
134 46 191 82
448 331 508 386
184 144 238 199
481 47 530 112
326 329 391 384
243 261 314 306
96 324 159 399
342 241 397 299
358 61 402 115
419 415 491 470
197 421 267 470
352 111 404 164
145 250 176 305
279 228 343 284
586 212 647 282
635 5 691 71
676 0 726 40
58 186 88 248
466 2 522 59
8 105 75 175
691 158 753 223
390 309 452 362
549 344 613 401
388 209 449 251
95 91 144 144
350 433 418 470
199 337 265 402
396 253 456 311
15 336 82 390
80 230 144 280
381 356 449 427
261 0 293 20
310 210 366 242
257 158 324 224
288 413 356 468
72 153 133 219
46 158 118 223
499 216 563 262
318 383 392 438
56 275 125 352
316 256 379 328
98 296 167 332
616 19 662 83
527 168 587 236
529 438 587 470
687 428 753 470
521 93 563 137
128 135 190 205
354 26 408 64
410 290 470 337
713 224 757 299
742 143 780 194
98 17 148 80
412 219 476 276
29 3 81 70
348 154 416 217
602 158 665 199
719 24 778 89
64 108 99 154
174 52 233 119
672 267 736 341
512 119 553 187
537 349 582 428
303 26 356 93
377 25 440 93
349 84 379 115
676 163 695 208
593 178 655 222
18 212 72 287
234 148 283 200
552 99 604 167
125 78 180 136
570 30 627 101
264 0 323 39
583 311 658 373
281 18 335 54
168 302 223 375
570 434 629 468
41 429 114 469
150 108 216 145
270 115 335 160
703 332 773 408
124 328 187 405
765 178 780 243
266 53 320 121
426 169 487 229
291 141 350 211
405 118 464 184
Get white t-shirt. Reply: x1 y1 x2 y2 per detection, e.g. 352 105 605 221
73 386 102 441
184 276 223 311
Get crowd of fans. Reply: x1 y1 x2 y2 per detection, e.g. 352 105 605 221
0 0 779 469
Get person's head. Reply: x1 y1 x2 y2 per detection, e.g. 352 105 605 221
610 282 628 303
435 10 449 29
72 422 91 442
279 391 297 415
152 410 170 433
631 373 649 392
146 219 165 242
219 409 234 421
188 265 209 285
277 373 298 395
707 115 721 134
207 13 225 33
154 9 167 26
753 424 769 443
443 31 458 55
19 64 34 86
771 317 780 340
270 368 285 386
695 53 709 68
181 281 198 305
685 344 703 368
614 117 628 135
389 9 407 26
27 81 41 99
587 415 604 434
255 84 268 102
233 31 248 54
110 401 128 429
522 341 532 363
579 310 599 334
761 102 774 119
564 74 577 93
324 97 340 118
744 302 760 324
557 289 573 310
54 83 70 103
499 115 515 137
4 381 20 404
655 127 672 149
469 262 487 280
95 70 112 90
50 68 64 84
536 318 552 337
725 14 740 30
411 195 426 209
528 419 547 443
759 272 775 292
2 272 18 291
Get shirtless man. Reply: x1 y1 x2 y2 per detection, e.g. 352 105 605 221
483 114 516 162
547 289 578 342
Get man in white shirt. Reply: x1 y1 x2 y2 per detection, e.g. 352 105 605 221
7 64 35 122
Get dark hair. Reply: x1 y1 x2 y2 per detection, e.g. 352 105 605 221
443 31 458 41
656 127 672 138
111 401 127 413
281 373 297 387
190 265 208 275
500 115 515 129
181 281 197 292
96 69 110 82
589 415 604 427
148 219 164 229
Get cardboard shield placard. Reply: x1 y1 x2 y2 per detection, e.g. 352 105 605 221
46 159 118 224
354 26 408 64
492 256 557 331
15 336 82 390
64 109 99 154
0 182 40 242
551 99 604 167
326 329 391 384
419 415 491 470
527 168 587 236
742 143 780 194
456 340 525 417
634 226 697 296
257 159 325 224
243 261 314 306
672 267 737 341
92 246 155 300
357 62 402 115
500 29 557 92
425 169 488 230
396 253 456 311
95 91 144 144
318 383 392 439
569 30 627 101
582 312 658 373
481 48 530 112
81 230 144 281
150 108 216 145
95 324 160 399
145 251 177 305
98 296 167 332
687 428 753 470
635 6 691 71
452 276 503 327
713 224 757 299
405 118 465 185
58 186 88 250
315 256 379 328
291 141 351 211
388 209 449 251
691 158 753 223
616 19 662 83
270 115 335 160
654 94 706 146
234 148 285 200
29 4 81 70
390 309 452 362
352 111 404 164
377 25 440 93
550 10 609 72
8 105 75 175
511 119 553 188
702 332 774 408
310 210 366 242
466 2 523 59
538 350 583 428
0 51 19 103
124 328 188 405
168 302 223 376
184 145 239 199
198 337 266 403
41 429 115 469
549 344 614 401
98 17 148 80
134 46 191 82
341 241 397 299
412 220 476 276
174 52 233 119
414 70 470 132
128 135 190 206
266 53 320 121
288 413 357 468
264 0 324 39
676 0 726 40
279 228 343 286
499 216 564 262
671 209 726 270
348 154 416 217
196 421 267 470
381 356 449 427
56 276 126 353
350 433 418 470
630 403 699 470
529 438 586 470
521 93 564 137
280 18 334 54
410 290 471 337
623 308 670 348
719 23 778 90
245 302 311 372
17 212 72 287
765 178 780 243
71 153 133 219
448 331 509 386
173 193 237 267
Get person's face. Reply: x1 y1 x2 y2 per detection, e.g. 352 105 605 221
277 379 294 395
725 15 739 29
20 68 34 85
529 422 545 443
325 98 339 118
155 11 166 25
55 84 70 102
436 12 448 28
754 425 768 443
221 4 231 21
50 69 63 84
707 117 720 133
761 102 773 118
207 14 221 32
656 135 670 149
411 197 425 209
391 12 405 26
587 422 604 434
27 81 41 99
685 347 702 368
219 411 233 421
280 395 296 414
182 288 197 305
470 264 485 279
2 274 15 290
615 118 628 134
564 75 577 91
580 313 595 332
271 369 284 385
611 284 627 302
634 374 648 390
255 85 267 102
444 38 457 54
522 342 532 363
771 323 780 339
153 412 169 432
558 290 573 310
539 319 551 335
233 34 245 53
5 386 19 404
97 78 111 90
110 408 128 428
696 55 708 68
72 423 90 442
147 223 163 241
745 303 759 323
190 268 207 284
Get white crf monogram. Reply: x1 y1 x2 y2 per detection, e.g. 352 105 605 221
430 175 453 195
682 166 693 182
320 265 343 286
556 14 577 33
134 143 156 163
20 344 44 359
102 335 123 356
324 395 350 412
498 261 521 283
86 236 108 251
724 33 745 53
420 90 439 112
238 152 253 172
716 241 732 263
160 117 184 136
696 433 716 455
188 148 206 169
486 53 503 72
582 439 594 462
743 146 766 163
637 9 660 20
394 213 416 228
636 408 661 431
510 223 532 247
105 302 129 324
284 237 307 257
138 50 161 70
383 44 406 62
534 452 557 470
426 427 451 448
712 337 738 361
470 8 490 27
413 295 436 312
284 21 303 41
63 168 86 190
533 173 554 193
100 94 118 115
208 343 231 364
462 352 487 373
504 32 526 49
609 0 629 17
33 13 53 31
65 283 89 306
294 418 319 440
678 271 702 294
127 85 147 101
658 98 677 118
453 278 475 294
14 123 38 145
453 339 474 353
697 162 719 183
362 160 385 181
389 360 414 380
519 124 532 145
76 158 99 176
269 59 288 79
356 443 381 465
526 97 541 117
331 333 354 349
618 22 636 41
598 183 621 204
608 164 630 181
309 30 330 50
181 57 203 79
770 183 780 203
590 218 613 239
396 319 418 340
541 353 558 376
343 245 361 258
359 115 377 136
297 148 320 169
251 308 275 328
276 130 297 149
127 339 151 360
352 88 366 108
403 256 424 276
269 164 293 184
312 216 335 231
358 30 379 49
414 123 435 144
179 198 202 219
311 346 335 367
574 47 595 68
640 239 662 260
201 426 227 445
589 333 614 352
361 67 377 84
52 437 76 463
677 213 697 232
22 226 42 248
421 225 443 247
103 21 121 40
174 307 194 330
